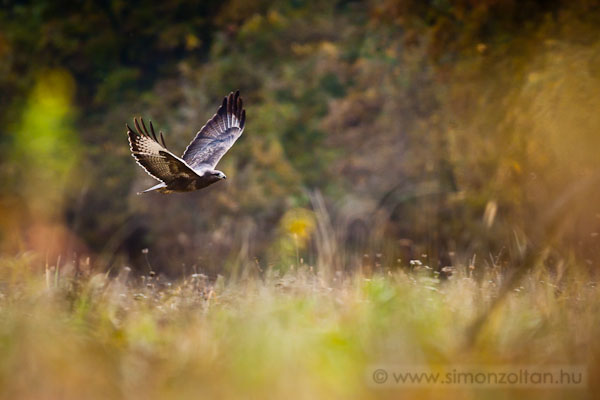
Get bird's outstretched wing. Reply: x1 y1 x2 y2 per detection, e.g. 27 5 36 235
127 117 199 183
182 90 246 169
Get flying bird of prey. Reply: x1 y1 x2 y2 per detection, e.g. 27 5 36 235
127 91 246 194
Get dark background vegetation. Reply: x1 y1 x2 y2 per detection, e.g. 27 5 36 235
1 0 600 276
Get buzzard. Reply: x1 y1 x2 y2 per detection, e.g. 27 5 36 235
127 91 246 194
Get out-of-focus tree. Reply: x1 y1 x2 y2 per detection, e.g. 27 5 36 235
2 0 600 274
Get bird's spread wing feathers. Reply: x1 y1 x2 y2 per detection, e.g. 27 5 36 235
127 118 198 183
182 90 246 169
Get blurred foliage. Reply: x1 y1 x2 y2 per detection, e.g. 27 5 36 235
12 69 79 214
1 0 600 274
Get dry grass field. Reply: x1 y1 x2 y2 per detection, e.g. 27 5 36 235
0 256 596 399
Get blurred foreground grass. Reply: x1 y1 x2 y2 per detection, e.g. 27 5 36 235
0 256 597 399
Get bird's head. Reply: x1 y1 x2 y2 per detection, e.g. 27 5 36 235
208 170 227 181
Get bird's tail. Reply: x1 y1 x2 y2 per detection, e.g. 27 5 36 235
137 182 167 195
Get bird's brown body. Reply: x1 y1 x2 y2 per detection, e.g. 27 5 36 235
151 173 223 194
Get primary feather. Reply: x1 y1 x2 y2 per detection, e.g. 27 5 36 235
127 118 199 183
182 90 246 169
